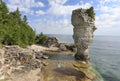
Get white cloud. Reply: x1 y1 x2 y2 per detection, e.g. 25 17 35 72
8 0 44 8
36 2 44 7
99 0 120 4
30 0 92 34
95 1 120 29
49 0 68 5
30 18 73 34
47 0 92 16
7 0 44 14
8 0 20 4
36 10 45 15
7 4 34 15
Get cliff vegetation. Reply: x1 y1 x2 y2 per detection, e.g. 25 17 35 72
86 7 95 20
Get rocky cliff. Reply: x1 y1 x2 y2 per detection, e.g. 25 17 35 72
71 7 96 61
0 44 76 81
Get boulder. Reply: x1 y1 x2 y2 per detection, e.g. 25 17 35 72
57 43 76 52
65 44 76 52
58 43 67 51
35 52 43 59
35 52 49 59
42 55 49 59
47 37 59 47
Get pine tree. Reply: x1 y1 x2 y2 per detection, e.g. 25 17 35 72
23 15 28 24
0 0 9 24
0 1 36 48
14 8 21 23
0 1 8 14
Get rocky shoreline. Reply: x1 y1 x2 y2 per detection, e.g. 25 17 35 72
0 44 103 81
0 43 76 81
0 11 101 80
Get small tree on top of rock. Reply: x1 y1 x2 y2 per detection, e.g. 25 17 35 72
86 7 95 20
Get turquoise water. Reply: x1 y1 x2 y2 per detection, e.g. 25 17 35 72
90 36 120 81
48 34 120 81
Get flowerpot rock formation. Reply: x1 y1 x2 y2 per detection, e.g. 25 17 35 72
71 7 96 61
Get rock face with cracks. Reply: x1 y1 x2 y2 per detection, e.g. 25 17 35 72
71 8 96 61
0 45 43 81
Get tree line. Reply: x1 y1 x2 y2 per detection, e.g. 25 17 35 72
0 0 47 48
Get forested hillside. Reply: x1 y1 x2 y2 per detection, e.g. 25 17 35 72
0 0 35 47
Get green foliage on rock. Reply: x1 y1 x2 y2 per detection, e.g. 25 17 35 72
86 7 95 20
0 0 35 48
35 32 48 45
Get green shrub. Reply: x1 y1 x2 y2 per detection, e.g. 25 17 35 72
35 32 48 45
86 7 95 20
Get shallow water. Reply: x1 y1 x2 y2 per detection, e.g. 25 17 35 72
41 53 85 81
48 35 120 81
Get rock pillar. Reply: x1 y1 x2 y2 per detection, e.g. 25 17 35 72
71 8 96 61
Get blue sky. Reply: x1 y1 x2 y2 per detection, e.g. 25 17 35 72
4 0 120 36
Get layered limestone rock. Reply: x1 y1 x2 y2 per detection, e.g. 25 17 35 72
71 7 96 61
0 45 43 81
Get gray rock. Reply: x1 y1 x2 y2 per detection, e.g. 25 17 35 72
40 37 59 47
24 60 41 70
18 52 34 64
35 52 49 59
47 37 59 47
42 55 49 59
58 43 67 51
0 45 43 81
65 43 76 52
71 8 96 61
35 52 43 59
